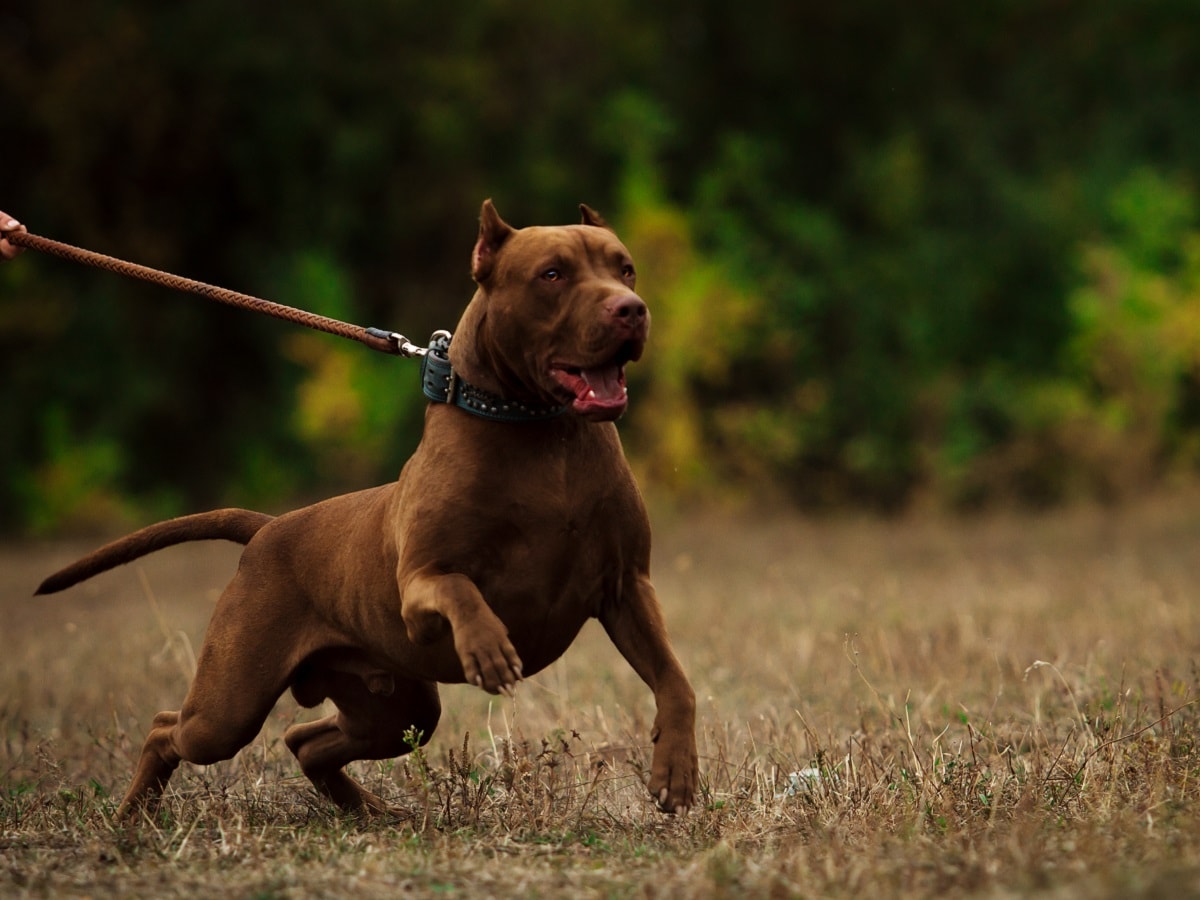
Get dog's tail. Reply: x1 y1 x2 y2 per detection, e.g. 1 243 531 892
35 508 274 596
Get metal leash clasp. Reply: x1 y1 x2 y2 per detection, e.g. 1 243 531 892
365 327 451 358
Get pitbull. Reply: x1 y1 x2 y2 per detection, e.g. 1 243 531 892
36 201 699 818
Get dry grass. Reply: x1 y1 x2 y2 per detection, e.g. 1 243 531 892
4 494 1200 897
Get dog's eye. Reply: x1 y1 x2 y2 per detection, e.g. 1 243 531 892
621 264 636 280
541 268 562 282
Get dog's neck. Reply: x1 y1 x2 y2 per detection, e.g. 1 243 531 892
425 297 568 424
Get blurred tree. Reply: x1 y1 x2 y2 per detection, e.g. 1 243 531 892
2 0 1199 530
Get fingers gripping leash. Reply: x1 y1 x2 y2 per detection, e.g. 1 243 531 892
1 215 27 260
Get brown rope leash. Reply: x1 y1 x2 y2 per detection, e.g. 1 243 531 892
4 228 429 357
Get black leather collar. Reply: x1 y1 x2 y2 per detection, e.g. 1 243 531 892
419 333 568 423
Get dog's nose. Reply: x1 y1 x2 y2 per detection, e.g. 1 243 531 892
609 295 648 323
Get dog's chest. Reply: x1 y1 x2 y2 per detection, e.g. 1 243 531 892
398 422 646 669
469 483 630 616
476 492 625 593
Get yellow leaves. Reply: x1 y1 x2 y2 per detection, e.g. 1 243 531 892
619 194 764 494
273 251 422 486
282 330 422 486
1069 233 1200 432
286 333 365 446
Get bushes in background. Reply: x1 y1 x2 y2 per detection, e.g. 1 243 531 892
4 2 1200 530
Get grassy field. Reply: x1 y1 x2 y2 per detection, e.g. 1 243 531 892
4 494 1200 897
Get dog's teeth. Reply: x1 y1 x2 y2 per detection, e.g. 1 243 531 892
587 390 596 399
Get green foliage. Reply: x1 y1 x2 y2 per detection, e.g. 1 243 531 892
271 251 426 489
3 2 1200 529
925 170 1200 507
1066 171 1200 475
14 407 133 535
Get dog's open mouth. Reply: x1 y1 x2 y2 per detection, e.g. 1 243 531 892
551 363 628 419
550 342 638 421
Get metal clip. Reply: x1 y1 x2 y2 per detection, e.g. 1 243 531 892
365 327 428 357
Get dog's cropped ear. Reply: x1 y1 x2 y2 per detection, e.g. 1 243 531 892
579 203 613 231
472 199 516 282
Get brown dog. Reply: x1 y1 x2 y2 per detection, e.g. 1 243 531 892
36 201 698 818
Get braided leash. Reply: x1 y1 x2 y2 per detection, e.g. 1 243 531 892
3 227 428 357
2 221 568 422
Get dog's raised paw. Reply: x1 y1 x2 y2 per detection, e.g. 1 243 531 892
456 622 524 695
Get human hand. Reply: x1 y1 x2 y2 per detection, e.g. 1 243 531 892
1 212 27 260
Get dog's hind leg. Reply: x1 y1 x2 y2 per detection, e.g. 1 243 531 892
117 686 285 820
117 572 302 819
117 686 282 819
284 671 441 816
118 710 183 817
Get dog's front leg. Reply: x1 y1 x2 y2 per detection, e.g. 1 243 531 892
401 567 523 695
601 575 698 814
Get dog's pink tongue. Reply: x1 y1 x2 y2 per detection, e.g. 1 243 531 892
582 365 624 402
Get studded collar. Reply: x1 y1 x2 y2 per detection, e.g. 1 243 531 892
419 333 569 423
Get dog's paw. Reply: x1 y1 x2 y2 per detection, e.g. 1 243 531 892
648 729 699 815
454 620 524 695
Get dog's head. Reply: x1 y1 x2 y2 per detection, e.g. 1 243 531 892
457 199 649 423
